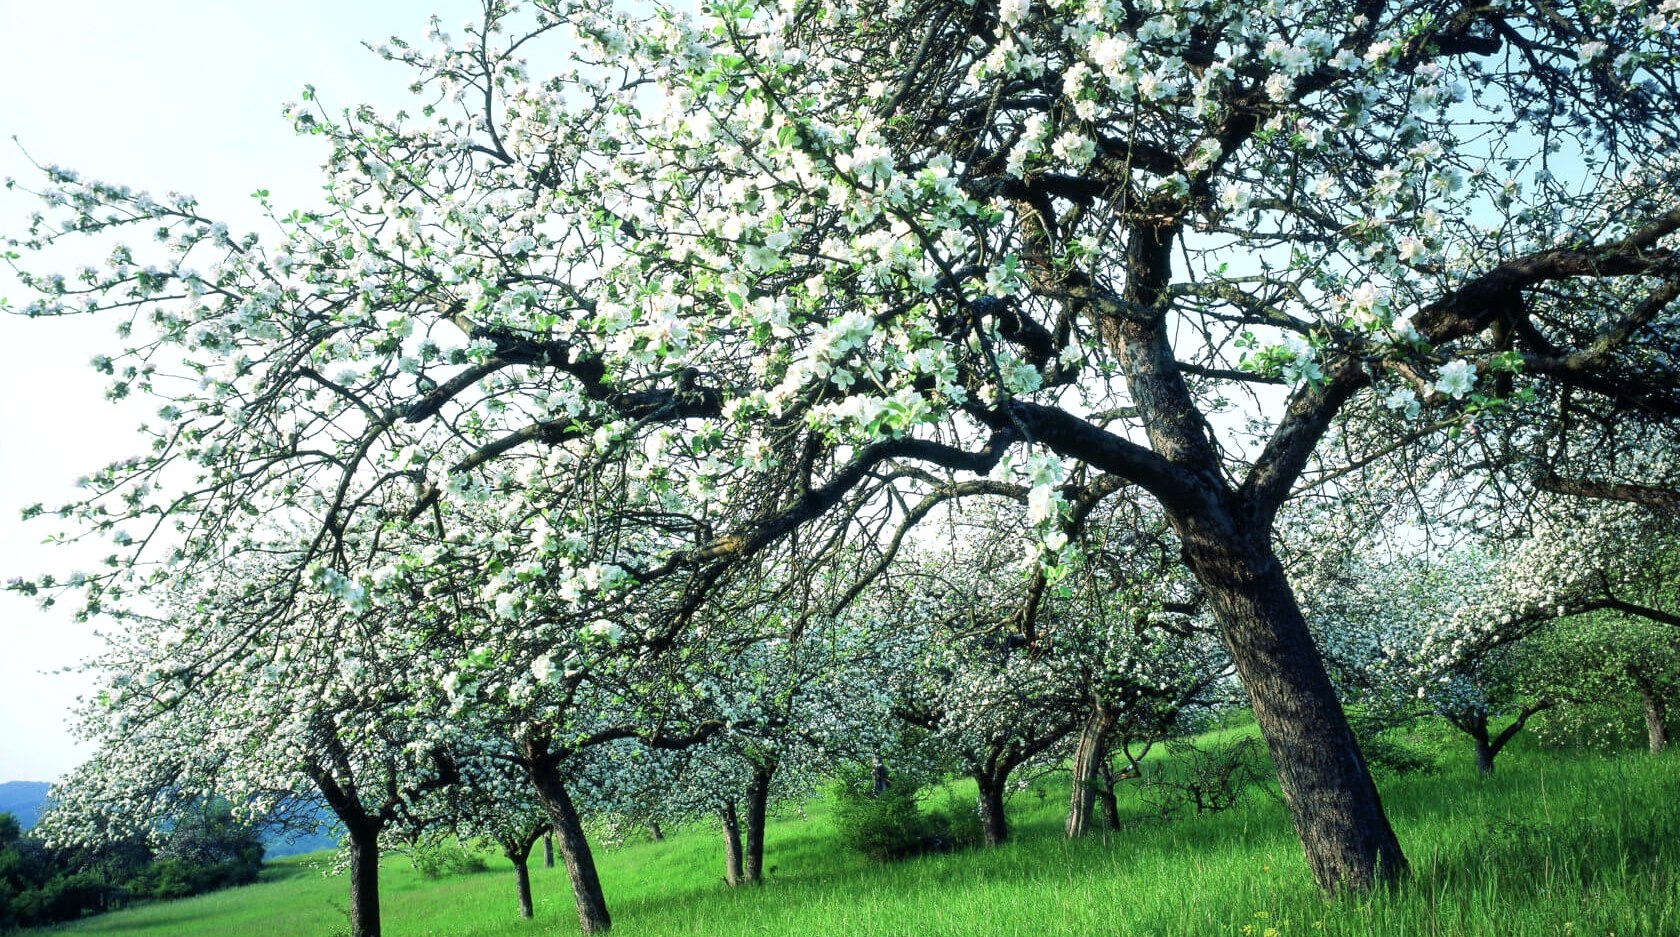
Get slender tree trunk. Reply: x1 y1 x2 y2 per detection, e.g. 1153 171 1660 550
648 822 664 843
527 764 612 934
871 753 889 795
345 824 382 937
1179 524 1407 892
743 762 776 883
501 830 544 919
1067 706 1116 838
1640 688 1670 754
720 801 744 887
512 854 534 919
974 773 1009 847
543 832 555 868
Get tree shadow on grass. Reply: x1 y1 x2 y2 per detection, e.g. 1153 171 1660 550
257 860 319 885
1413 805 1680 903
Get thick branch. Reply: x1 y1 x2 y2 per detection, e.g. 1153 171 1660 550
1538 472 1680 514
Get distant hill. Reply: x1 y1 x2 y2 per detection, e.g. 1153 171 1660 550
0 781 337 857
0 780 51 829
263 809 340 858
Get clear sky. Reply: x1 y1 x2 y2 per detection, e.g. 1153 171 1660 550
0 0 478 783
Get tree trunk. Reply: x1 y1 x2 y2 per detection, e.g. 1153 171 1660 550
501 830 544 920
528 765 613 934
1067 706 1116 838
743 762 776 883
1640 688 1670 754
1474 728 1495 775
871 753 889 795
512 853 534 919
1452 712 1497 775
648 821 664 843
1096 777 1121 831
975 773 1008 847
720 801 744 887
345 824 382 937
1180 525 1406 892
543 832 555 868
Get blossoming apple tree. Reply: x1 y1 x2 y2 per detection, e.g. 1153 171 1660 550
11 0 1680 896
35 536 467 937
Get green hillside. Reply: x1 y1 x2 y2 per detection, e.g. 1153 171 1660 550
31 728 1680 937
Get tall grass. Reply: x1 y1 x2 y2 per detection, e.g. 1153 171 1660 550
34 725 1680 936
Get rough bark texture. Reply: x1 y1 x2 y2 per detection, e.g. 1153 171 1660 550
743 762 776 883
345 825 382 937
720 801 744 887
1057 202 1406 892
1641 688 1670 754
1066 707 1116 838
1180 522 1407 891
528 766 613 934
975 775 1009 847
543 832 555 868
1095 767 1122 832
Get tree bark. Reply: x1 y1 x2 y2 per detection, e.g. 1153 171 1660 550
975 773 1009 847
648 821 664 843
1028 208 1406 891
512 853 534 919
871 753 889 795
720 801 744 887
500 827 544 920
1640 687 1670 754
743 762 776 883
1473 726 1495 775
1096 775 1121 831
1450 712 1497 775
543 832 555 868
1457 701 1550 775
1067 706 1116 838
1179 523 1407 891
345 824 382 937
527 764 613 934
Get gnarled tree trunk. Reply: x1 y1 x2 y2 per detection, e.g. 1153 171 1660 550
1451 701 1551 775
527 760 612 934
1095 760 1123 831
1449 711 1497 775
1179 521 1406 891
1067 706 1116 838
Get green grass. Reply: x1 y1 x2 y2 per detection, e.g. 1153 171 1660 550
33 725 1680 936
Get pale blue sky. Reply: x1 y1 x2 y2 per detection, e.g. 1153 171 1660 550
0 0 478 783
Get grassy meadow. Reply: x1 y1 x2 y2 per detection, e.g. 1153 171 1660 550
32 722 1680 937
